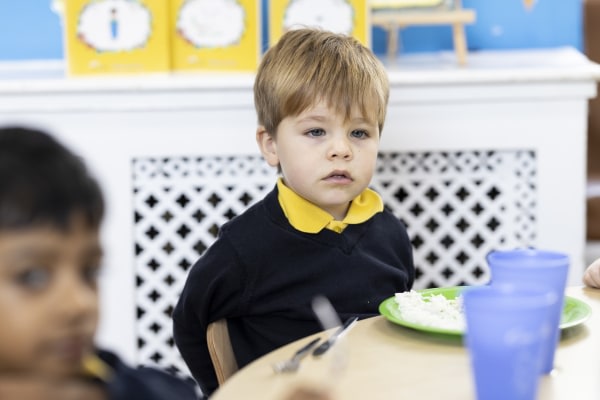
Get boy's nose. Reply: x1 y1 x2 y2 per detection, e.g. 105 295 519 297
327 137 353 160
56 272 98 321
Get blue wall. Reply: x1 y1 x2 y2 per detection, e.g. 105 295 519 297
0 1 64 60
374 0 583 54
0 0 584 61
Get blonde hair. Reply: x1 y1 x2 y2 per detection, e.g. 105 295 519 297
254 28 389 136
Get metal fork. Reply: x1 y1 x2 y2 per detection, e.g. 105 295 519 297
271 337 321 373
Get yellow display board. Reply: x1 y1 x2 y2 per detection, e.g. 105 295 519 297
170 0 261 73
268 0 369 48
64 0 170 76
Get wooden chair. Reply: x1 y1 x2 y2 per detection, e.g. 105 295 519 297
206 319 239 385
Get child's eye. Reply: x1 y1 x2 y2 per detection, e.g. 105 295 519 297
82 264 101 287
306 128 325 137
16 268 51 290
350 129 369 139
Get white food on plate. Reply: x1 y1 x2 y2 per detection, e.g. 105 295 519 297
394 290 465 331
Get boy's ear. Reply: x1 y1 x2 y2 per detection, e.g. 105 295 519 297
256 126 280 167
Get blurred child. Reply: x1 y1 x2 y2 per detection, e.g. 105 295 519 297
584 257 600 288
0 126 198 399
173 28 415 397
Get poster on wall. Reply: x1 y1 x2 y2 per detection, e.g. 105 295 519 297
64 0 170 76
170 0 261 73
268 0 369 48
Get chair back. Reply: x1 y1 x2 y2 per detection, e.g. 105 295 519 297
206 319 239 384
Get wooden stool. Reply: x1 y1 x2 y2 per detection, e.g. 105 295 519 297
371 0 476 65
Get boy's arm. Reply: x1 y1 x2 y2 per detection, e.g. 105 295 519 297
172 317 216 396
172 236 245 396
584 257 600 288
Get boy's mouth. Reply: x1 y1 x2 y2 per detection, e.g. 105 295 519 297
324 170 352 181
48 334 94 363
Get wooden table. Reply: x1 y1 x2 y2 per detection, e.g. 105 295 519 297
211 286 600 400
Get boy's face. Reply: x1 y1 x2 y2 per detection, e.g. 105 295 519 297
258 100 380 220
0 216 101 379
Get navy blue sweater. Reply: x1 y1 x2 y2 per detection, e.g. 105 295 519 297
173 186 414 396
96 349 199 399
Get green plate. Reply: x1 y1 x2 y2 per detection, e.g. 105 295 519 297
378 286 592 336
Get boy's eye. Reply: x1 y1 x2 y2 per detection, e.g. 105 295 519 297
350 129 369 139
16 267 51 290
82 264 101 286
306 128 325 137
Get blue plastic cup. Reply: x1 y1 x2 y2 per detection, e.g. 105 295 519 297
486 249 569 374
463 286 557 400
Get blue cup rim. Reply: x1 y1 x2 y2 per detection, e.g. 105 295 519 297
486 249 569 269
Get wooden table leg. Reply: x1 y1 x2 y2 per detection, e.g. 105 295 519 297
452 22 468 66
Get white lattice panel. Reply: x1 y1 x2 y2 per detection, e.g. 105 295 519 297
132 156 277 377
372 150 536 288
132 150 536 378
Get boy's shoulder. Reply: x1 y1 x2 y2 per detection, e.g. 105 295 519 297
380 207 408 226
97 349 199 400
367 207 412 241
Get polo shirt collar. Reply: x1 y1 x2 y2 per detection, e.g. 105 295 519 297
276 178 383 234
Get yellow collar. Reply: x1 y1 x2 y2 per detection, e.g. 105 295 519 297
82 353 113 382
276 178 383 234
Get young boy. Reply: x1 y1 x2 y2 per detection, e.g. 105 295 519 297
173 28 415 397
584 258 600 288
0 126 199 399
